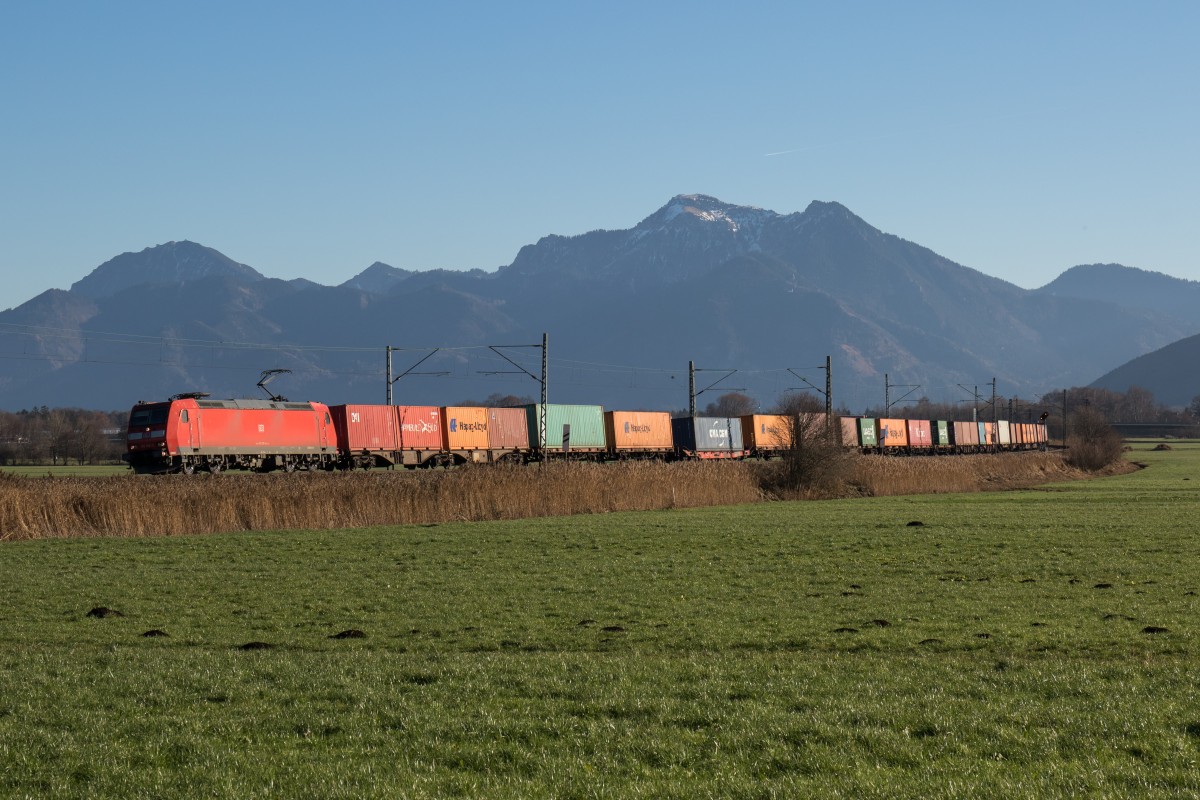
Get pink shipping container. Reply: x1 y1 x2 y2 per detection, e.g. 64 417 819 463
982 422 996 446
395 406 443 450
878 418 909 448
328 404 399 452
906 419 933 448
486 407 530 451
953 420 980 446
840 417 859 447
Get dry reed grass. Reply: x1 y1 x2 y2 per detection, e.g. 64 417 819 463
843 451 1095 497
0 461 765 541
0 452 1105 541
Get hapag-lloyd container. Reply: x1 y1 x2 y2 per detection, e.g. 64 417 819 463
671 416 744 454
605 411 673 451
524 404 606 451
742 414 791 451
395 405 443 450
487 408 529 450
328 404 399 452
442 406 490 451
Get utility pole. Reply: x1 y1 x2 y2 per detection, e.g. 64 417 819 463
825 354 832 418
386 346 393 405
540 332 548 450
688 360 696 417
991 378 997 422
1063 389 1068 448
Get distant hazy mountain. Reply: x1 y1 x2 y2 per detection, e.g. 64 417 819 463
1035 263 1200 329
0 195 1192 412
69 241 263 300
1090 331 1200 407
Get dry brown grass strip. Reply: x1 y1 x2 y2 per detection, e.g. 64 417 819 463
0 453 1110 541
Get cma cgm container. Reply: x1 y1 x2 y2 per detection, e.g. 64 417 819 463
672 416 745 457
606 411 673 454
906 419 933 449
524 404 607 452
742 414 791 452
878 418 909 448
443 406 491 460
487 408 530 452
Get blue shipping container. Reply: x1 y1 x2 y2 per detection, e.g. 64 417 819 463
671 416 745 453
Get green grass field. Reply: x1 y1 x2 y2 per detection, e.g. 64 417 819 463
0 464 129 478
1 443 1198 798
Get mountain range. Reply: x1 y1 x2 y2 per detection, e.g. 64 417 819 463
1 194 1196 413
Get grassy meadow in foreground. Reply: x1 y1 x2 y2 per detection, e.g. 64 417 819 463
0 443 1198 797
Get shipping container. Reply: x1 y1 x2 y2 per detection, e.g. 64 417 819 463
977 421 988 446
878 418 909 448
524 404 607 451
905 419 933 448
1037 423 1048 444
982 422 995 446
953 420 979 447
997 420 1011 446
396 405 443 450
606 411 673 452
840 417 860 447
934 420 951 447
857 417 879 448
742 414 792 451
487 407 530 451
672 416 745 455
329 404 399 453
443 406 491 452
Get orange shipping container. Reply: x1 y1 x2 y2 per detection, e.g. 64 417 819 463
605 411 673 451
878 418 909 448
443 406 490 451
742 414 792 450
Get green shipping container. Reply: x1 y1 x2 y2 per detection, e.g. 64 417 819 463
935 420 950 446
524 404 607 451
857 418 878 447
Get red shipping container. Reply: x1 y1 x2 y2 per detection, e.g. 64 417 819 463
906 419 933 448
328 404 399 452
486 407 529 450
395 406 443 450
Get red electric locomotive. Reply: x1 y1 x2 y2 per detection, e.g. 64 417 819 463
125 392 338 474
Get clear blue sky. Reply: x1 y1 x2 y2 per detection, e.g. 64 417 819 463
3 1 1197 307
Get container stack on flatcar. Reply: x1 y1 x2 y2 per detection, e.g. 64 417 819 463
126 392 1051 474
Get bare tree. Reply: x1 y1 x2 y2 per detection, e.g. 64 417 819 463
766 393 853 497
704 392 757 417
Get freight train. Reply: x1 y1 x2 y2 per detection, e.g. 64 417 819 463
124 393 1048 475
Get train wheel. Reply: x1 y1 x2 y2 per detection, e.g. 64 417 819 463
181 461 195 476
283 460 296 474
208 461 223 475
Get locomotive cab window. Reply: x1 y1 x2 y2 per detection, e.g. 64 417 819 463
180 409 189 423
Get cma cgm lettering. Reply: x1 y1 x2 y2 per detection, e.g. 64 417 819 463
705 429 729 440
450 419 488 433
